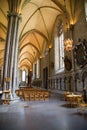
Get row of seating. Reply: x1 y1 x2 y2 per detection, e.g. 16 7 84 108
19 86 32 90
15 88 50 101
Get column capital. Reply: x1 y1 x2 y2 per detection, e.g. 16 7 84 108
7 11 21 18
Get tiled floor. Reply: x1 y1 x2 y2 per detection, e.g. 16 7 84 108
0 93 87 130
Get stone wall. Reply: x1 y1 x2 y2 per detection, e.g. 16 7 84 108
33 2 87 95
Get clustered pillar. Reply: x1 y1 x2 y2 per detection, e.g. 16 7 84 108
2 12 21 99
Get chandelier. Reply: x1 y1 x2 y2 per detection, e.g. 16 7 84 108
64 38 73 51
64 0 73 51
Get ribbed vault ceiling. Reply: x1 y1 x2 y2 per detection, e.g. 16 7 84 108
0 0 83 70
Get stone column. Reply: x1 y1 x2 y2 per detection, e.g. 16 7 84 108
40 58 41 78
20 69 22 83
0 69 1 90
56 78 58 90
18 69 22 84
1 12 21 100
30 70 32 87
27 70 29 86
2 14 13 90
49 48 51 77
32 64 35 80
70 25 75 71
12 15 20 95
0 66 3 90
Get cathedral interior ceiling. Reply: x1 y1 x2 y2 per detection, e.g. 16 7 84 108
0 0 83 70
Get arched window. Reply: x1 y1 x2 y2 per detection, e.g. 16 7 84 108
22 70 26 82
84 0 87 21
54 25 64 73
36 59 40 78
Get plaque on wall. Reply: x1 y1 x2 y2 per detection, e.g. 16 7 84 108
51 62 54 68
83 39 87 53
74 42 87 68
64 56 72 71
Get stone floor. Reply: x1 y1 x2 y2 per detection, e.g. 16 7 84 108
0 93 87 130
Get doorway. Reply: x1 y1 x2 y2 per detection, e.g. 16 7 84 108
43 67 48 89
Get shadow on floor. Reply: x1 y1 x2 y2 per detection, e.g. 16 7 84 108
70 112 87 119
60 103 78 108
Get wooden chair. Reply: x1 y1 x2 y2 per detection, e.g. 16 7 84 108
18 89 23 99
64 91 70 101
39 92 44 101
15 90 19 96
44 91 50 101
29 92 35 100
23 90 30 101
